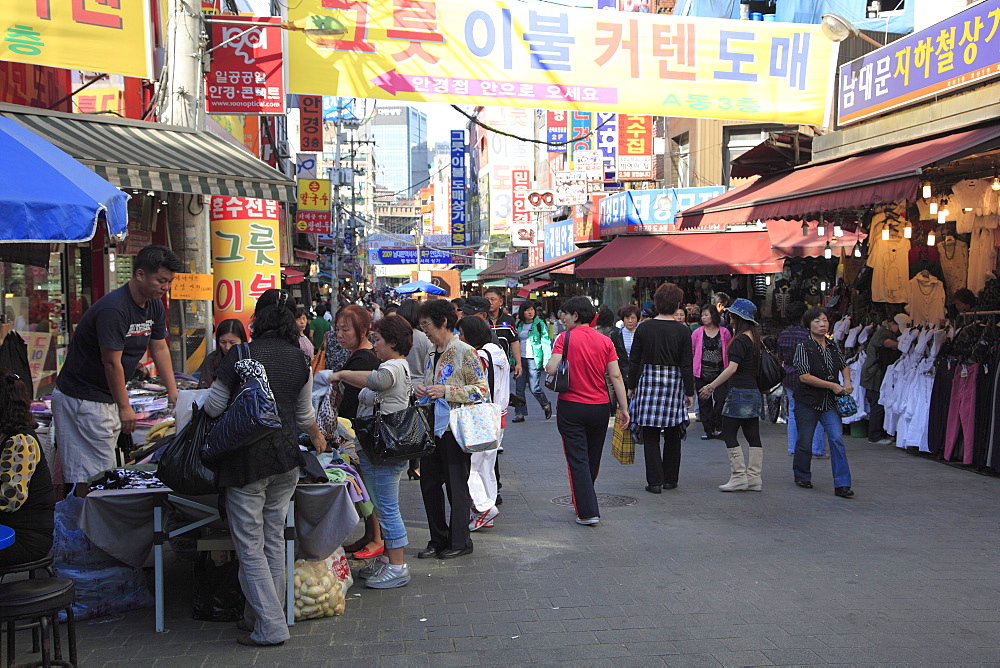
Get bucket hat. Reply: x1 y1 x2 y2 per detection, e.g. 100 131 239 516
725 298 758 325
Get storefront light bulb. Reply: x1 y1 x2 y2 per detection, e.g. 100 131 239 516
881 227 890 241
922 183 932 199
801 221 809 236
929 201 938 215
854 245 862 258
992 177 1000 191
765 275 771 285
938 210 947 224
927 231 936 246
817 224 826 236
820 281 827 291
833 224 842 237
903 223 912 239
824 245 832 259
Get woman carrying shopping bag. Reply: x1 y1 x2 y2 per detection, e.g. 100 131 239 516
414 300 490 559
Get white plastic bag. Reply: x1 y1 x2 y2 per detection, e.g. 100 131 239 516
175 389 210 432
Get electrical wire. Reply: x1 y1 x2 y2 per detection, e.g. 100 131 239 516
449 104 614 147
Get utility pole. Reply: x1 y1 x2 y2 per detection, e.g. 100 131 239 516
331 113 342 305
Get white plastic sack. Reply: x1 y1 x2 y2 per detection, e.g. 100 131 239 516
175 389 210 432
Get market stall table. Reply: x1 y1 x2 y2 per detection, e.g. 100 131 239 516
79 483 358 632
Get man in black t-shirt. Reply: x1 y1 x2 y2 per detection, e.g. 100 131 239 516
53 245 181 495
483 288 522 377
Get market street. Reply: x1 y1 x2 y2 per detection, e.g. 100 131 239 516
73 408 1000 667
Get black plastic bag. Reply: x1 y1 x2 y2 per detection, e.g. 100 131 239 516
157 404 218 495
192 558 245 622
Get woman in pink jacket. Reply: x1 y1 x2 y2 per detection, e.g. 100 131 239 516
691 305 731 440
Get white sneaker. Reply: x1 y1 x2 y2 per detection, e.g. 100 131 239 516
469 507 499 531
365 563 410 589
575 516 600 526
358 555 388 580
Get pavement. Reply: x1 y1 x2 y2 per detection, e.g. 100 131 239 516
63 397 1000 667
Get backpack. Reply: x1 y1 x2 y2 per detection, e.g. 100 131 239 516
757 341 784 395
201 343 282 467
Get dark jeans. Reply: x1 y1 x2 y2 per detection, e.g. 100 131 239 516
0 529 51 567
641 425 683 486
556 399 610 520
867 388 887 441
695 374 726 435
419 431 472 551
793 403 852 487
721 416 763 449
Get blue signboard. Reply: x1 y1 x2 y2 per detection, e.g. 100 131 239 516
544 218 576 260
370 248 453 265
838 0 1000 125
450 130 467 247
598 187 726 236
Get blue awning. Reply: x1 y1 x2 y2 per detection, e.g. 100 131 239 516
0 116 128 243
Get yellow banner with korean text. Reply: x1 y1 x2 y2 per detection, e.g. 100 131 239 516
288 0 837 124
210 197 282 333
2 1 152 79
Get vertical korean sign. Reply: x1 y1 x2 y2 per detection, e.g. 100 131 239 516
211 197 281 331
299 95 323 151
450 130 467 247
3 1 152 78
595 112 619 183
206 17 286 115
617 114 653 180
570 111 592 161
546 111 567 154
296 178 332 233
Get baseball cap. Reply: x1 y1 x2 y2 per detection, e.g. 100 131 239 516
462 296 491 315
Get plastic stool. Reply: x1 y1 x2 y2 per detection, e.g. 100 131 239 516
0 556 55 582
0 578 76 667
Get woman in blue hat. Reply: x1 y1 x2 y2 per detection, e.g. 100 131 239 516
697 298 764 492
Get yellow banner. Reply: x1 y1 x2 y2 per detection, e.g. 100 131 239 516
288 0 836 124
3 1 152 79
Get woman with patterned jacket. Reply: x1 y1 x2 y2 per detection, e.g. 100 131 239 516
413 299 490 560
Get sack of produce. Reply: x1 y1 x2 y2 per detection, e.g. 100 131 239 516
293 558 346 620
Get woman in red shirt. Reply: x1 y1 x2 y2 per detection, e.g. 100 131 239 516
545 296 630 526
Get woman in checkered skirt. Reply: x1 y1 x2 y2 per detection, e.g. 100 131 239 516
627 283 696 494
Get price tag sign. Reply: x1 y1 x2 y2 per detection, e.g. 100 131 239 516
170 273 214 300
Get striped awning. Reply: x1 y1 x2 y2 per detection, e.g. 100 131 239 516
0 103 295 202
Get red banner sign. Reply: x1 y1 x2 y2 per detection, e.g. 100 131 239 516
617 114 653 180
206 17 285 115
299 95 323 152
295 211 332 234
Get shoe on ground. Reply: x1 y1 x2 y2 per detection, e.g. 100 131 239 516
795 480 813 488
358 555 388 580
511 415 525 423
469 507 500 531
814 453 830 459
876 438 894 445
575 516 600 526
662 482 677 490
439 544 473 559
365 563 411 588
700 433 714 440
544 404 553 419
236 634 284 647
835 486 855 498
495 494 502 505
236 619 252 632
645 484 662 494
417 545 443 559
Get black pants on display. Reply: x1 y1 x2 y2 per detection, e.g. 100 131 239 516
867 388 887 441
721 416 763 450
927 360 954 456
419 431 472 551
556 399 610 521
641 425 683 487
695 375 726 435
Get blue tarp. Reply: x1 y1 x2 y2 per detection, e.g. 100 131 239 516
0 116 129 243
394 280 447 296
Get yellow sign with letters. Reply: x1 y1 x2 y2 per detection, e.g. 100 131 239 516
169 273 214 301
288 0 836 124
2 1 152 79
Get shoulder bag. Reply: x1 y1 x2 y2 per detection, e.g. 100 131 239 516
757 339 784 395
449 400 502 453
201 343 283 467
355 396 436 465
544 328 571 392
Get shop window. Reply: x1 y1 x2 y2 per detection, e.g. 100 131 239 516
670 133 690 188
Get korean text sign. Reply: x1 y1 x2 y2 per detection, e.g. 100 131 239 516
450 130 467 247
3 1 152 79
598 187 725 235
299 95 323 151
838 0 1000 125
617 114 653 180
288 0 835 124
207 17 286 115
210 197 281 331
543 218 575 260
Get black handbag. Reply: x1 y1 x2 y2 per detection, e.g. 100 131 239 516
355 398 436 465
157 404 218 495
544 329 571 393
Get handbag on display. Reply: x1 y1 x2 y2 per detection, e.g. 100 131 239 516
355 398 436 465
449 401 502 453
544 329 571 393
201 344 283 467
834 393 858 418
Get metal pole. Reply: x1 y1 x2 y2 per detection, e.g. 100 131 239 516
332 115 341 305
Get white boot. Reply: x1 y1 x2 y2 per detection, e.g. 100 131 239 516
746 447 763 491
719 447 748 492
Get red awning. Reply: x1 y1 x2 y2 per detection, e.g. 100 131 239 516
766 221 866 257
678 124 1000 228
576 232 783 278
518 280 551 297
510 247 594 279
294 248 319 261
281 268 305 285
479 257 509 281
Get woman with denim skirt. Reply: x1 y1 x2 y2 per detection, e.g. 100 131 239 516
791 307 854 498
329 314 416 588
698 298 764 492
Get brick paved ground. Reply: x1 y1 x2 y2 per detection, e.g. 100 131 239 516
60 403 1000 666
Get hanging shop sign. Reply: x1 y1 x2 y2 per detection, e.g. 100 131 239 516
524 190 558 212
296 153 318 178
477 109 534 235
206 17 286 115
371 248 453 264
838 0 1000 126
287 0 835 124
211 197 281 332
595 113 620 185
598 187 726 236
547 111 568 153
554 171 588 205
511 168 532 229
544 218 576 260
570 111 593 160
3 1 152 79
450 130 468 246
295 178 331 234
299 95 323 151
575 193 606 243
510 222 539 247
617 114 653 180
